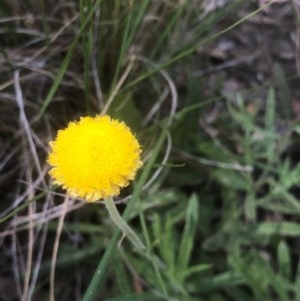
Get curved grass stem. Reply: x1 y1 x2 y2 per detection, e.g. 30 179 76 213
104 196 146 252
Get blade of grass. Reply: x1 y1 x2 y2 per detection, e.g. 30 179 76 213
110 0 151 91
115 256 132 295
138 205 169 296
80 0 94 112
36 0 104 120
277 240 291 279
255 221 300 237
177 193 199 278
265 88 276 164
149 0 193 59
273 63 291 120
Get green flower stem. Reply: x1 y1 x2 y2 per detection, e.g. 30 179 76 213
104 196 146 252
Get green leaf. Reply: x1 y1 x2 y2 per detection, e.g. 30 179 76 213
181 264 212 278
244 192 256 221
265 88 276 164
229 250 292 301
255 222 300 237
277 240 291 279
161 215 176 273
279 160 300 190
211 169 249 190
273 63 291 119
177 193 199 275
115 256 132 295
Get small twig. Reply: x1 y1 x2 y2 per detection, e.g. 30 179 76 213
176 149 253 172
101 58 135 115
50 196 70 301
21 195 33 301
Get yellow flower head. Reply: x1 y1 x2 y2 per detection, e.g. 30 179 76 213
48 115 142 202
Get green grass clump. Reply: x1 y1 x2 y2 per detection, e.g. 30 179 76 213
0 0 300 300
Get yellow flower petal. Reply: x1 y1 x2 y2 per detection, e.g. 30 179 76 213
48 115 142 202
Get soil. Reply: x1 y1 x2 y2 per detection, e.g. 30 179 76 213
199 1 300 115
